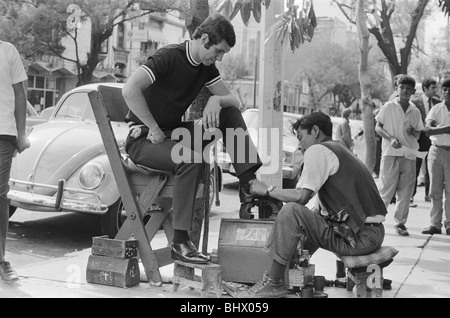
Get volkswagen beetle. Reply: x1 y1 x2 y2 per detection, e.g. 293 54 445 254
9 83 218 238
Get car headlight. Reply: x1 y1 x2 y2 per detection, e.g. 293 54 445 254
78 162 105 190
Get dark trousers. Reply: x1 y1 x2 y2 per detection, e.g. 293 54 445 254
126 107 262 231
0 136 15 261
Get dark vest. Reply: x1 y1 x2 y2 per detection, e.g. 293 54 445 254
318 141 387 233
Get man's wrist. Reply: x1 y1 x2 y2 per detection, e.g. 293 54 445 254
266 185 276 197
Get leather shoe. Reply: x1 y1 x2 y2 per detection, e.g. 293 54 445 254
171 240 210 264
422 226 441 235
239 181 259 219
239 202 255 219
425 196 431 202
239 182 254 203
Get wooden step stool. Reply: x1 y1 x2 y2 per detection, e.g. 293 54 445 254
339 246 399 298
172 261 223 298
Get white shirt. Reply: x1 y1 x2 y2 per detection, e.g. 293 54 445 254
296 144 385 223
376 98 424 160
0 41 28 137
426 102 450 147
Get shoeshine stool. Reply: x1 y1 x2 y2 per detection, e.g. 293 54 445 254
172 260 223 298
339 246 399 298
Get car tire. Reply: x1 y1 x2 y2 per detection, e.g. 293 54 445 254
9 206 17 218
100 199 125 238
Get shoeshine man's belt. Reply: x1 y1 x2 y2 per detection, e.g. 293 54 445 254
434 145 450 151
364 223 383 227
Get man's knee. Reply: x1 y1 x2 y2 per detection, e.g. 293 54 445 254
278 202 302 221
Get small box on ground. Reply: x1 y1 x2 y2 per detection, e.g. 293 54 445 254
288 265 315 289
86 236 140 288
86 254 140 288
91 235 138 259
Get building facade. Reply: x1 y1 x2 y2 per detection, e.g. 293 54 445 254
24 5 188 112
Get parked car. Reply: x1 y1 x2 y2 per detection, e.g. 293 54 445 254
9 83 218 238
25 101 48 128
39 105 56 120
216 108 304 188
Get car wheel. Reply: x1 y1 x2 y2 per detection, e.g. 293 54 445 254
100 199 125 238
9 206 17 218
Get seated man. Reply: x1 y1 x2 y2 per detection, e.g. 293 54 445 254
122 14 264 264
246 112 387 298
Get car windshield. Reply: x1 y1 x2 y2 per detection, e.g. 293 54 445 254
242 110 300 137
54 92 95 121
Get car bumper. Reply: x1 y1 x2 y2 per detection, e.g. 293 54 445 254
8 179 108 214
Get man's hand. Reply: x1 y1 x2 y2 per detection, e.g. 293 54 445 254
249 179 269 197
391 138 402 149
147 126 165 144
16 135 30 154
202 96 222 129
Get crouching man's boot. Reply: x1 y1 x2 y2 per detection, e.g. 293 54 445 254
241 272 287 298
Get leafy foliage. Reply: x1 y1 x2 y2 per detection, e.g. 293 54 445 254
439 0 450 16
216 0 270 24
217 0 317 52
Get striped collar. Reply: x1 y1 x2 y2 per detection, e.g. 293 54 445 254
185 41 201 67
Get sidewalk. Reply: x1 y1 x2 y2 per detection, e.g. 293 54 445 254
1 184 449 298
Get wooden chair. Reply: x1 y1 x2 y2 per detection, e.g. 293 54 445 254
88 85 176 285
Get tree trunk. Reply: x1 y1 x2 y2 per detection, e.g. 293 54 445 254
356 0 376 173
185 0 210 251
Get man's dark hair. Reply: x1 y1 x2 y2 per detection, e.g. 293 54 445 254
292 112 333 137
422 78 437 91
397 75 416 88
393 74 406 88
442 78 450 88
192 13 236 48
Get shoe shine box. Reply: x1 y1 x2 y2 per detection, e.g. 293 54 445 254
86 236 140 288
217 218 276 284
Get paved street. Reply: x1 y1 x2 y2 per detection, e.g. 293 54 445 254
1 174 450 298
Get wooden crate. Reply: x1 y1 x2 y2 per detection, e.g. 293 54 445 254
91 235 138 259
86 254 140 288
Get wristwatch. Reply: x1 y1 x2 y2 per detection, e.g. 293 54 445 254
266 185 276 197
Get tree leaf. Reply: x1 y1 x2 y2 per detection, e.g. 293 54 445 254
240 0 252 26
217 0 234 19
230 0 243 21
265 0 271 9
252 0 262 23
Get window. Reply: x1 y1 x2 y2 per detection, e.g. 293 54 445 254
101 39 109 54
55 92 93 121
27 75 61 110
117 23 125 49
